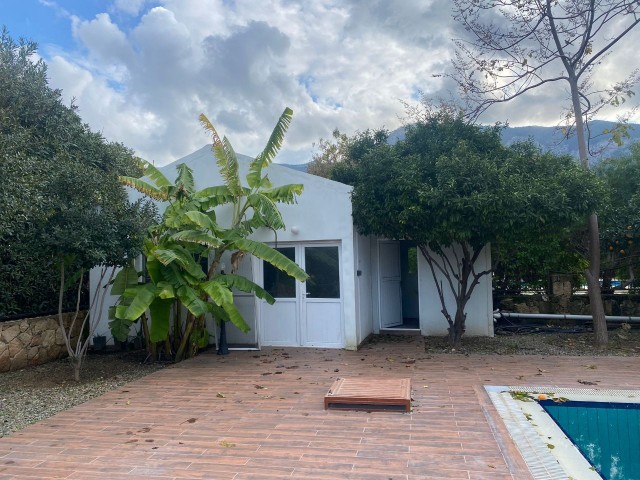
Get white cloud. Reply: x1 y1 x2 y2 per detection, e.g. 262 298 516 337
112 0 149 16
38 0 640 166
72 13 132 62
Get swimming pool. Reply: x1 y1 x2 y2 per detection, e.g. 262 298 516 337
485 386 640 480
540 399 640 480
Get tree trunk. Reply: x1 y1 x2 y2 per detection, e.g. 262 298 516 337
449 306 467 348
586 214 608 347
72 358 81 382
602 268 614 293
175 314 196 362
569 75 608 348
140 312 156 359
173 300 182 351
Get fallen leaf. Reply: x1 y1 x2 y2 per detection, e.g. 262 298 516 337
254 384 267 389
577 379 598 385
219 441 236 448
584 364 597 369
216 392 225 398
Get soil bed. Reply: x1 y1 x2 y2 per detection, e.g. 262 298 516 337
423 326 640 356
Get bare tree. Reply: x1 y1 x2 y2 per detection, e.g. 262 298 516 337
450 0 640 347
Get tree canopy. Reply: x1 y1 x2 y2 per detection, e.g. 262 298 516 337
346 113 603 345
0 29 153 318
596 142 640 287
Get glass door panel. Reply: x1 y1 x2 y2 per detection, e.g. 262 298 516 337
304 246 340 299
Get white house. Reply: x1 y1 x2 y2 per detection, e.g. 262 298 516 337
91 145 493 350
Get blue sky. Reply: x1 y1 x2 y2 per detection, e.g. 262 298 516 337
3 1 106 49
2 1 639 166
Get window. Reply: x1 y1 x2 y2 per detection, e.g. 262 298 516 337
263 247 296 298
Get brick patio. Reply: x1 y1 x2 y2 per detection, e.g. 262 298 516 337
1 335 639 479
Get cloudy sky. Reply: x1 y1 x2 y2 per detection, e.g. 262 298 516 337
3 0 639 165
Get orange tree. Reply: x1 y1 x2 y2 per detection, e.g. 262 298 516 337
348 113 603 346
596 143 640 290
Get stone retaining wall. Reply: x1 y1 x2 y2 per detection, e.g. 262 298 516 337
0 312 84 372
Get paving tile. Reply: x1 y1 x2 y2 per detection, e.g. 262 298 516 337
4 338 639 479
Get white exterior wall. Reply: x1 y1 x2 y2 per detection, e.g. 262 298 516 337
354 233 374 345
89 267 118 342
367 239 493 337
369 236 382 335
91 145 495 349
418 244 494 337
91 146 359 350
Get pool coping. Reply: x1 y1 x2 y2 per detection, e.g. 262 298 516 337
485 386 640 480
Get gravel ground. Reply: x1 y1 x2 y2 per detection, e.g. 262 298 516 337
2 326 640 438
0 350 165 437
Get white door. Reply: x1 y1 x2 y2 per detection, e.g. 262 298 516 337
302 245 343 347
259 246 299 346
259 243 344 348
225 254 259 348
379 241 402 328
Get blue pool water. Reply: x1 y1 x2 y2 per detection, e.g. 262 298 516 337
539 400 640 480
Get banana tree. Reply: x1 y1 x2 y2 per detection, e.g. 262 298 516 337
110 108 308 361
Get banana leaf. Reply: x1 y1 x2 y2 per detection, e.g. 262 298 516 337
149 297 173 342
211 274 275 304
116 283 157 321
232 238 308 281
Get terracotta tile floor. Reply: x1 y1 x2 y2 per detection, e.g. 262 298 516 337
1 335 639 479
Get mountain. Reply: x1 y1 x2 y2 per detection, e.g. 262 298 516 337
389 120 640 165
500 121 640 164
281 120 640 174
278 163 308 173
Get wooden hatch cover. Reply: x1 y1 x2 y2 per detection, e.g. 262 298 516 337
324 377 411 412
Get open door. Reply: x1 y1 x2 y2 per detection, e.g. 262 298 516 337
379 241 402 328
